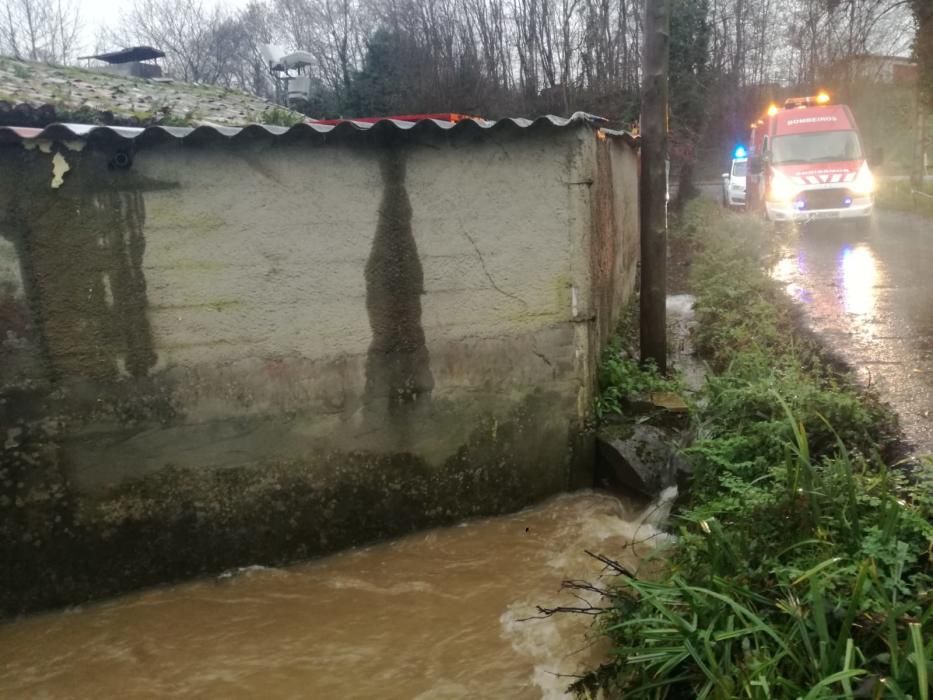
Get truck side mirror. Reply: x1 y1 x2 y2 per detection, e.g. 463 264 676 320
749 157 763 175
869 147 884 167
721 172 729 179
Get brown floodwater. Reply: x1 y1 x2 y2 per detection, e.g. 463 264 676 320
0 491 673 699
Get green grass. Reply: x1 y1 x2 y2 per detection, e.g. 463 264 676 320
579 200 932 699
257 107 306 127
0 58 305 127
594 301 683 421
876 179 933 218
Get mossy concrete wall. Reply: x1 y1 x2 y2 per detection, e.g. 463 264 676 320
0 124 639 615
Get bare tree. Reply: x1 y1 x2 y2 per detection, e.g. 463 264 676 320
116 0 239 83
49 0 912 129
0 0 81 64
271 0 369 104
229 2 277 97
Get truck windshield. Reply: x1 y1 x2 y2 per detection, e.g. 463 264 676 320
732 160 747 176
771 130 862 165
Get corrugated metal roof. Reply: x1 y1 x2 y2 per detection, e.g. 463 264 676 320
0 111 637 147
308 113 481 125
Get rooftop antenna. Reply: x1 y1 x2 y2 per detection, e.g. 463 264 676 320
262 45 316 109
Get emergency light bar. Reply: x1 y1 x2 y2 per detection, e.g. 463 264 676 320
783 92 831 109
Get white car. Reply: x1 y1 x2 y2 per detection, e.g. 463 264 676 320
721 156 747 208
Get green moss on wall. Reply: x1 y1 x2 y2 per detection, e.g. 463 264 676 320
1 390 579 617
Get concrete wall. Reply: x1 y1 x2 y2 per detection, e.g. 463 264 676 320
0 123 639 615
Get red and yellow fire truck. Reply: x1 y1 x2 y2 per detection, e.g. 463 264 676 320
746 93 878 225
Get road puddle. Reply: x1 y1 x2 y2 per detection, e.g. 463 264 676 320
770 215 933 453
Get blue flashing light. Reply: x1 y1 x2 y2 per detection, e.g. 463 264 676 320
795 200 806 210
843 196 853 207
734 145 747 159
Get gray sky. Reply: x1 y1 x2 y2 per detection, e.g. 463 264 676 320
74 0 252 54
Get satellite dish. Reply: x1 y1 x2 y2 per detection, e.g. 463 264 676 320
262 44 316 107
261 44 289 71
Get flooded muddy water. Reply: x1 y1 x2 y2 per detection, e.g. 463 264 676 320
0 491 672 699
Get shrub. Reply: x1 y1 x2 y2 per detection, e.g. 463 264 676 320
258 107 305 127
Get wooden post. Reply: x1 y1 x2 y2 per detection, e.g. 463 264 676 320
640 0 670 372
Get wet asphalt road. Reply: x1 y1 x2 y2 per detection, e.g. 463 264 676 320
770 209 933 454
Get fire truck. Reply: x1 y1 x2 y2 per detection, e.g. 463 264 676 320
746 93 879 226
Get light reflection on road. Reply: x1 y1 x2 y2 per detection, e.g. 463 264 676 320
771 230 886 350
839 244 878 317
745 205 933 453
772 251 811 304
773 236 882 338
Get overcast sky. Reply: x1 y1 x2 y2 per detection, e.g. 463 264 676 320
74 0 252 53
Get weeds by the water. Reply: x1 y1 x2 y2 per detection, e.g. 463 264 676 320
595 347 680 421
593 300 683 421
582 200 932 699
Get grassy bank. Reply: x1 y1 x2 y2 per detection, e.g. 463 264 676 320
580 200 932 698
876 179 933 218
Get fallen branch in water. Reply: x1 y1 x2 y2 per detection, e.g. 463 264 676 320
584 549 637 577
521 601 607 620
517 551 638 621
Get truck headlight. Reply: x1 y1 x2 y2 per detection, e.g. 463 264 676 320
768 171 796 202
850 163 875 195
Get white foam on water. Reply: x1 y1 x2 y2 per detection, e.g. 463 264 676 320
501 491 675 698
412 679 474 700
325 577 437 595
215 564 284 581
666 293 697 320
639 485 680 527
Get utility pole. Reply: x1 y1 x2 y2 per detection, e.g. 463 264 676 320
911 0 933 187
640 0 670 372
912 84 927 189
